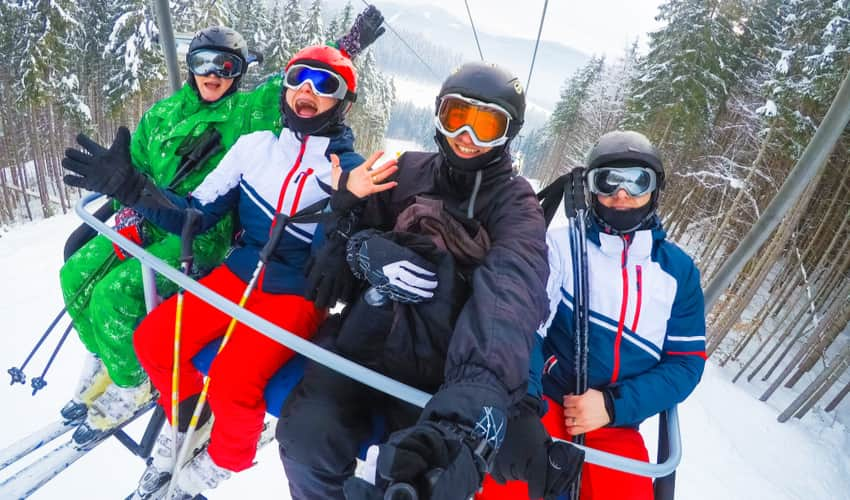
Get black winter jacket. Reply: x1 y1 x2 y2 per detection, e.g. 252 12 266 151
339 151 549 424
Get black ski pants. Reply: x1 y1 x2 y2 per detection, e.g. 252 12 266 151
276 359 420 500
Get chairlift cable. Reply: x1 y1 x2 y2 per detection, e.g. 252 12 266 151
463 0 485 60
359 0 441 80
525 0 549 94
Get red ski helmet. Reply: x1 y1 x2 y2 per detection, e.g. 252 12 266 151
285 45 357 97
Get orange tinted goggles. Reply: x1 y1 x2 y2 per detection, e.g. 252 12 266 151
436 94 511 146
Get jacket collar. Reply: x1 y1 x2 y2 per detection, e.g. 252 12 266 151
587 215 666 261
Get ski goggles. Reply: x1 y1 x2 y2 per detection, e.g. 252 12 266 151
434 94 512 147
284 64 349 100
187 49 244 78
587 166 658 197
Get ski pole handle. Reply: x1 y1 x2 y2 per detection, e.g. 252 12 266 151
179 209 203 265
384 468 443 500
259 213 289 265
563 167 587 218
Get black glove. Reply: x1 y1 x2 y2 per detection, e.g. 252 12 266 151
376 421 484 500
491 396 585 498
336 5 386 59
62 127 148 206
348 232 438 304
305 213 361 309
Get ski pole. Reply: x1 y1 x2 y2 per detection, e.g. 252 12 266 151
563 169 589 500
29 323 75 395
169 212 288 494
7 308 67 386
7 252 118 387
171 209 203 456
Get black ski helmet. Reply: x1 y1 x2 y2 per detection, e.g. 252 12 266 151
186 26 249 100
586 130 665 189
434 61 526 171
585 130 665 234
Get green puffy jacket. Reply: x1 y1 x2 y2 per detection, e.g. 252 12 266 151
59 78 283 387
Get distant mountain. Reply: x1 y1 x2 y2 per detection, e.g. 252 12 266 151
325 0 590 114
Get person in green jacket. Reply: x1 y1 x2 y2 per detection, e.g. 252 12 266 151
59 26 283 442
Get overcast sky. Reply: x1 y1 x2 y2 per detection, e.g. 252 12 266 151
392 0 665 57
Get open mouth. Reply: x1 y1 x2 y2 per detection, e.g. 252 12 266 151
203 81 221 92
294 97 319 117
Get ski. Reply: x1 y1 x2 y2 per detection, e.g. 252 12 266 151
0 401 155 498
0 417 82 473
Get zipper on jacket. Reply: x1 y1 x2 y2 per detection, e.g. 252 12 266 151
611 235 631 384
631 265 643 333
260 136 310 289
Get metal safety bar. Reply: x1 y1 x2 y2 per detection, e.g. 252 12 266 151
75 193 680 477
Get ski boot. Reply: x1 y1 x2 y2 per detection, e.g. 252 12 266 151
73 379 152 446
168 450 231 500
60 353 111 422
127 418 213 500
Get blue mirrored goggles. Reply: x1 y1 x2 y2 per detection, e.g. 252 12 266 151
284 64 348 100
587 166 658 197
187 49 244 78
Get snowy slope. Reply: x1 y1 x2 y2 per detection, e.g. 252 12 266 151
1 178 849 498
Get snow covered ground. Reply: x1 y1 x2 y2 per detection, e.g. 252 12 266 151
1 154 849 498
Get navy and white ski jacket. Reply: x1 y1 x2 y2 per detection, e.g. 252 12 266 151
138 126 363 296
537 218 706 427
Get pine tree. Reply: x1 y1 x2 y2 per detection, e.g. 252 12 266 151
280 0 304 61
348 50 396 155
327 1 354 40
264 1 291 75
301 0 326 48
625 0 744 153
534 56 605 184
103 0 165 114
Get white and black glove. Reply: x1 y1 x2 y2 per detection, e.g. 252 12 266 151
347 231 439 304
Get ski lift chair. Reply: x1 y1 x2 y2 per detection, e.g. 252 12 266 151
75 194 683 499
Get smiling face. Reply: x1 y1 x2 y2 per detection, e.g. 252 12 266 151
596 189 652 210
443 131 493 159
284 84 339 118
194 74 235 102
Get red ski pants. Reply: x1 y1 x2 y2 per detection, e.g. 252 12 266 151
134 265 323 472
477 395 653 500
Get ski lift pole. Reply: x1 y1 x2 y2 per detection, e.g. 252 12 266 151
152 0 182 93
171 209 203 461
703 68 850 311
169 212 289 494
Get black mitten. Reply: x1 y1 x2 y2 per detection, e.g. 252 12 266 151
491 396 585 498
336 5 386 59
304 212 361 308
62 127 147 206
377 420 482 500
348 232 439 304
63 127 173 211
